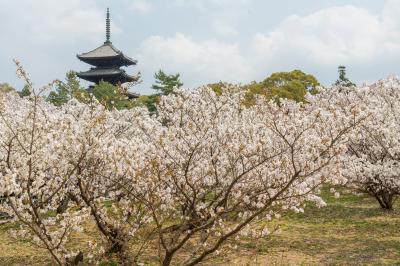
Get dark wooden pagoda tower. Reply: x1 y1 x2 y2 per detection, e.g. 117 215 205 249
77 8 139 98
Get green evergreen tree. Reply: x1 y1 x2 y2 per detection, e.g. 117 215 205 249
47 71 88 106
19 84 32 97
152 70 183 96
334 66 355 87
137 70 183 115
92 81 134 110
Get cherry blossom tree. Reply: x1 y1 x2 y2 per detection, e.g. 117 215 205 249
0 62 151 265
0 62 365 265
343 76 400 210
0 62 86 265
122 86 362 265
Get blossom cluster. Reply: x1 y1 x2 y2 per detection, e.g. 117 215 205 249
341 76 400 209
0 67 378 265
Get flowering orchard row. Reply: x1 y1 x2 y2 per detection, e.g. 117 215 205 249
0 64 398 265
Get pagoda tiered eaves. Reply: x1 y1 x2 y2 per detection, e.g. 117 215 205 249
76 8 140 98
78 67 139 84
77 42 137 67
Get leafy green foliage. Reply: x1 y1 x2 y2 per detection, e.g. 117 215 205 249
207 82 234 96
134 94 159 114
334 66 355 87
91 81 134 110
47 72 135 110
151 70 183 96
243 82 265 106
18 85 32 98
47 71 88 106
0 83 15 94
244 70 320 105
1 82 32 98
136 70 183 115
263 70 320 101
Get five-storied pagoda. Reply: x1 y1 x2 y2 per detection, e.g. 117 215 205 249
76 8 139 98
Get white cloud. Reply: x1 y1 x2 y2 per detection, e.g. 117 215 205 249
138 33 251 87
251 3 400 67
173 0 251 11
0 0 114 44
174 0 251 6
382 0 400 51
2 0 400 92
137 1 400 89
0 0 127 89
129 0 153 13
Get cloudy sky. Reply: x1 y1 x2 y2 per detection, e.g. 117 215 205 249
0 0 399 94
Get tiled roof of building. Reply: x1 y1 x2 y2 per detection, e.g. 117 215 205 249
77 42 137 66
77 68 139 84
78 67 124 77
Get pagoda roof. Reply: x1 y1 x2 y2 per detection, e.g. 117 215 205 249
77 42 137 67
77 68 139 84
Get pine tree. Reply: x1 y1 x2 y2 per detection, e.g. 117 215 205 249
47 71 88 106
334 66 355 87
151 70 183 96
19 84 31 97
91 81 134 110
137 70 184 115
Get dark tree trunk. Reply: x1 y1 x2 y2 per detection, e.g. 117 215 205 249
105 230 132 266
162 253 173 266
374 192 394 210
56 196 70 214
66 251 84 266
56 193 81 214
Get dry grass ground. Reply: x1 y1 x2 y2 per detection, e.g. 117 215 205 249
0 188 399 265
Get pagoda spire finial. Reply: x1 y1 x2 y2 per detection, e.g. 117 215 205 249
106 8 111 43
